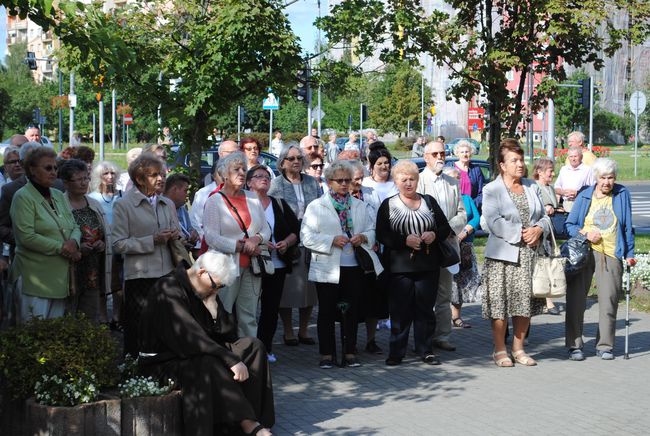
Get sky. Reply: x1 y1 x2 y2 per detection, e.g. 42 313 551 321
0 2 322 64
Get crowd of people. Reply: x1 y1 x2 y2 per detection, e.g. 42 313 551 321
0 126 635 434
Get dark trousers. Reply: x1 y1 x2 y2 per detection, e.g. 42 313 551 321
388 270 439 359
315 267 364 356
257 268 288 353
124 278 158 357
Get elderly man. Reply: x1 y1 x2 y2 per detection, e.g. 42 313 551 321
411 136 427 158
165 173 199 256
300 135 321 161
566 131 596 166
24 126 41 144
417 140 467 352
0 147 24 190
555 144 595 212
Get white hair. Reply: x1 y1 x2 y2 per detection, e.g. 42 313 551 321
216 151 247 180
193 251 238 287
567 131 585 145
3 146 20 161
90 161 122 193
324 160 354 180
424 140 445 154
591 158 617 179
453 140 476 156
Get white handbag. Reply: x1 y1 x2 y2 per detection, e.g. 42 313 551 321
531 230 567 298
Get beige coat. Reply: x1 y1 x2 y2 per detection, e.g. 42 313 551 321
112 188 179 280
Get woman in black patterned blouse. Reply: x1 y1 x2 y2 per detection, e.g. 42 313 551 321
376 160 451 366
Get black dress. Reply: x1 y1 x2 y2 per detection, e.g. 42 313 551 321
138 265 275 436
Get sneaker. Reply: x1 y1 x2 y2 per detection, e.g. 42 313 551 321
365 340 383 354
376 319 391 330
596 350 615 360
267 353 277 363
568 348 585 361
343 356 361 368
385 357 402 366
422 354 441 365
319 359 334 369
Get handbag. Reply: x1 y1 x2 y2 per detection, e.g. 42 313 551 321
560 232 591 276
345 231 375 275
218 192 274 276
168 237 193 267
274 198 300 263
550 211 570 240
531 230 567 298
438 234 461 268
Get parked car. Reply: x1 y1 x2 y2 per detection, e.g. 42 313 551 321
408 156 493 182
446 138 482 156
170 147 279 187
0 136 54 157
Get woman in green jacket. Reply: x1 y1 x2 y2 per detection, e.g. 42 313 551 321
10 147 80 322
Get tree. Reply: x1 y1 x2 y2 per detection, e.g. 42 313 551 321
554 70 590 137
319 0 650 168
56 0 302 180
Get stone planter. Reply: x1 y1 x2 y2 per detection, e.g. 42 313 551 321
25 395 121 436
120 390 182 436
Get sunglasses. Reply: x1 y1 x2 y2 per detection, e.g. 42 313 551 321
207 272 226 290
244 146 259 152
310 164 324 170
330 178 351 184
285 156 304 162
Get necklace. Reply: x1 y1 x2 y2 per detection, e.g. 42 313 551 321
100 191 114 204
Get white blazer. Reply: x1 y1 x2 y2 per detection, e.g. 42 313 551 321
301 193 383 284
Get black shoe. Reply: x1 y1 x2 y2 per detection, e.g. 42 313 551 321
342 356 361 367
422 354 441 365
298 335 316 345
365 340 383 354
434 340 456 351
283 336 299 346
319 359 334 369
385 357 402 366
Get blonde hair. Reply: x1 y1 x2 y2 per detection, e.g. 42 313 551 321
391 160 419 180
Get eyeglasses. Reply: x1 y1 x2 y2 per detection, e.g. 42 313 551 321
69 176 91 183
330 178 351 184
285 156 304 162
5 159 20 165
41 165 58 172
310 164 324 170
207 272 226 290
426 151 446 157
251 174 271 180
244 146 259 152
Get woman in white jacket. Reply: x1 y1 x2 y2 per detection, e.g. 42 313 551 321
203 153 271 338
301 161 383 369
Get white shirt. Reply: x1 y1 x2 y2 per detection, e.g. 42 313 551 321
554 163 595 201
361 177 398 203
270 139 284 157
264 202 286 269
190 181 218 241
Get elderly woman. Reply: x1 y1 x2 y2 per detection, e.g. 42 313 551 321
268 144 320 346
112 152 180 356
241 137 275 179
565 158 634 361
362 148 398 204
376 160 451 366
60 159 111 323
442 166 482 329
305 154 326 195
246 164 300 363
116 147 142 191
203 152 271 338
453 140 486 211
1 146 23 187
138 251 274 436
481 139 551 367
10 147 80 321
532 157 563 315
302 160 383 368
350 159 385 353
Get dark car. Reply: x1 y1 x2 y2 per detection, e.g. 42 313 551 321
171 147 279 187
409 157 493 182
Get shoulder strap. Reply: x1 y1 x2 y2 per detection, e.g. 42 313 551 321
218 191 249 237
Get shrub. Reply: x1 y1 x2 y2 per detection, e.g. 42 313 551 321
0 315 119 401
34 371 98 406
631 253 650 290
394 136 418 151
119 376 174 399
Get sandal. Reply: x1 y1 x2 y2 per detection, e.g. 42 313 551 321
493 350 514 367
244 423 266 436
452 318 472 328
512 350 537 366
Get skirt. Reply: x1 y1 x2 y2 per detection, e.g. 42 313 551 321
279 247 318 308
451 241 482 305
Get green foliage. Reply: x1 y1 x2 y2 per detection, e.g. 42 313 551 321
394 136 418 151
34 371 98 406
554 70 590 137
0 315 119 401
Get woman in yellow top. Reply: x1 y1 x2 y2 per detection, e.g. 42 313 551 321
564 158 635 361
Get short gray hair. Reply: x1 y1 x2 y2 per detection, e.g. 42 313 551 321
324 160 354 181
193 251 238 287
592 158 617 179
453 140 476 156
567 131 585 145
348 159 366 175
216 152 247 180
277 144 305 173
3 146 20 161
424 141 445 154
19 141 43 161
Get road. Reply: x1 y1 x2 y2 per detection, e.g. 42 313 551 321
628 183 650 233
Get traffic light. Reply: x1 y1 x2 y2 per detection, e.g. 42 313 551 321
32 108 41 124
295 63 311 104
577 78 591 109
26 52 37 70
361 104 368 122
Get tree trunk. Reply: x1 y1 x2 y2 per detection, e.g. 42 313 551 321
487 97 502 175
187 110 209 189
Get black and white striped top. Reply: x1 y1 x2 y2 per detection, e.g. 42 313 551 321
388 194 435 236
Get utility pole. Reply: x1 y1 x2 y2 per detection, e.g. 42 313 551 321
69 72 75 145
546 99 555 160
588 75 594 151
111 90 117 149
58 70 63 151
99 97 105 161
317 0 322 138
421 74 424 136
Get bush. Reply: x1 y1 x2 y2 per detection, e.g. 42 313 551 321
394 136 417 151
34 371 99 406
223 132 306 151
631 253 650 290
0 315 119 401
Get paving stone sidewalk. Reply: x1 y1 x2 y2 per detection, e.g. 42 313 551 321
269 297 650 435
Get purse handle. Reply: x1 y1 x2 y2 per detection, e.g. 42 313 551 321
218 191 250 238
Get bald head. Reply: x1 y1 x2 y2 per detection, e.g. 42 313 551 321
218 140 238 158
300 135 319 159
9 134 28 147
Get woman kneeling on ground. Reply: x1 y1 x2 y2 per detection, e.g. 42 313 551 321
138 251 275 436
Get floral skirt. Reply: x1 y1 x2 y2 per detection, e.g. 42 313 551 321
451 241 482 305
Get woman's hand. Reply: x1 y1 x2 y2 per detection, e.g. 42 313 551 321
275 239 288 254
153 229 175 245
80 242 94 254
406 234 422 251
545 205 555 216
92 240 105 252
61 239 79 258
349 234 367 247
420 231 436 245
242 237 260 256
332 235 349 249
522 226 543 246
230 362 249 382
585 230 602 244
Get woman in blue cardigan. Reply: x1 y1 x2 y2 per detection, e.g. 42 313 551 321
564 158 635 361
